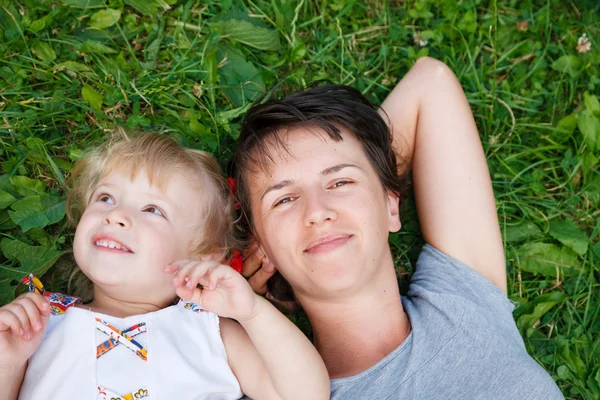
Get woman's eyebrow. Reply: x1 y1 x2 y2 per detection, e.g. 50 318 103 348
261 180 295 200
320 163 361 176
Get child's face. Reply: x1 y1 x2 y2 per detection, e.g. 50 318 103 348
73 168 204 304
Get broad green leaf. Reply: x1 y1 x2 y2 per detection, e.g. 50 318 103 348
40 195 66 226
549 220 588 256
82 84 103 111
504 221 543 243
217 43 265 107
89 8 122 29
53 61 91 74
189 119 211 136
27 227 52 247
551 55 582 78
578 109 600 152
8 196 49 232
584 92 600 114
79 40 117 54
28 16 50 33
0 175 18 197
211 20 280 51
61 0 105 7
0 209 17 230
556 114 578 135
585 175 600 206
561 344 587 379
517 291 566 333
31 39 57 61
10 176 46 197
557 365 571 380
517 243 581 277
124 0 159 16
202 51 218 108
0 189 16 209
0 239 66 304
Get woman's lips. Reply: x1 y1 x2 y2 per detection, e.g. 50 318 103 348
304 234 352 255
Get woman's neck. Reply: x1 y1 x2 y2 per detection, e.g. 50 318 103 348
82 286 169 318
300 263 411 379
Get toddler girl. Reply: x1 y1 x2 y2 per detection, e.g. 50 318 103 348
0 133 329 400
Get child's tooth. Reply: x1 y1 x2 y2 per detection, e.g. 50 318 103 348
109 243 116 249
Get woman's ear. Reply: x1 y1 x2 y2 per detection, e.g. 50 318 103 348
386 190 402 233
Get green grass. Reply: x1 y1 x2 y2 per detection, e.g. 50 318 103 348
0 0 599 398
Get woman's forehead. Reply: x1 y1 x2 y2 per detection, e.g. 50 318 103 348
246 127 367 190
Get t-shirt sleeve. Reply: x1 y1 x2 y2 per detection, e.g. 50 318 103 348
408 244 514 318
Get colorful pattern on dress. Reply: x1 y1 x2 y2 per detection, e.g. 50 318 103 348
178 299 206 313
97 386 149 400
20 274 81 315
96 323 147 359
95 318 148 361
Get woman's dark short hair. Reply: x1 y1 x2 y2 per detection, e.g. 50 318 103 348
233 84 410 310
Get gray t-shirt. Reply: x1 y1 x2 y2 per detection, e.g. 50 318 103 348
330 244 564 400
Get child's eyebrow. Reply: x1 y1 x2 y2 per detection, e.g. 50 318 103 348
93 183 176 210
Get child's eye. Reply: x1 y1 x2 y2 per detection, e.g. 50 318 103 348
143 205 165 218
97 193 115 204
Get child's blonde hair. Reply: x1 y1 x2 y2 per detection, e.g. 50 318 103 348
67 131 238 300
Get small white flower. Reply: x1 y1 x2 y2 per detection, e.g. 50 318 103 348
413 32 428 48
576 33 591 54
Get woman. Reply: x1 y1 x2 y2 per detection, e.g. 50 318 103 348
234 57 563 399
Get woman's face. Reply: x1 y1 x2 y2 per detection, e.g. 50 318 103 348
247 127 401 301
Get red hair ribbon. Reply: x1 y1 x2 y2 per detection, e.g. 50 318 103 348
228 249 243 273
227 178 241 210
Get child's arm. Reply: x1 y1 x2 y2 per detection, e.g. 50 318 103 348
220 300 329 400
0 293 51 400
168 260 330 400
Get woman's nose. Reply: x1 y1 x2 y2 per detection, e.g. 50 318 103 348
303 192 337 227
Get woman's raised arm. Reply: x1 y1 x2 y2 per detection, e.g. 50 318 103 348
379 57 507 292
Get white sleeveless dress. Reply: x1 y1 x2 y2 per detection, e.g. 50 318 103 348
18 293 243 400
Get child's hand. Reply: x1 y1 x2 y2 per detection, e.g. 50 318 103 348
0 293 50 368
167 260 260 322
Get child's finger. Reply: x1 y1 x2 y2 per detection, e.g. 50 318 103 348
185 261 220 289
0 310 24 335
204 265 232 291
170 260 198 286
174 284 195 301
4 304 31 338
164 259 189 273
18 297 45 332
22 293 51 317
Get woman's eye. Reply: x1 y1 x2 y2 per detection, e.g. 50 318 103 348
144 206 164 217
97 194 114 204
331 180 351 189
274 197 296 207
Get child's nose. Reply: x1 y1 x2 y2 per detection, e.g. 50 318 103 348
103 207 132 228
